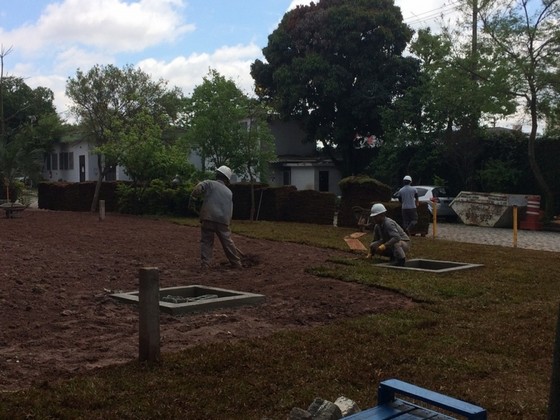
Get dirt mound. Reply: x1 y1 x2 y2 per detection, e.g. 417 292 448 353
0 210 413 391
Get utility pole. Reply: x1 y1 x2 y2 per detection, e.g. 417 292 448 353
469 0 480 130
472 0 478 58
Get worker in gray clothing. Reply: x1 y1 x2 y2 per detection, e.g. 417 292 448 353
368 203 410 266
396 175 418 234
189 165 242 269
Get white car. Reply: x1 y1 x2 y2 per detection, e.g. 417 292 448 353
393 185 457 219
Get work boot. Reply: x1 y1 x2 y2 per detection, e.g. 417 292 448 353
394 258 406 267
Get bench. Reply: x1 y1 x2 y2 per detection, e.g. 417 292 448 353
0 203 27 218
343 379 487 419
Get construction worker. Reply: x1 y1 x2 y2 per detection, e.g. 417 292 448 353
369 203 410 266
189 165 242 269
396 175 419 234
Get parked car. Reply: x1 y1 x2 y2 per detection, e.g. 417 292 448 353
392 185 457 219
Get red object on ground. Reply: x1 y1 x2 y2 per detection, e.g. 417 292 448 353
520 195 543 231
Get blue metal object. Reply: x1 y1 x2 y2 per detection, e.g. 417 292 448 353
343 379 487 419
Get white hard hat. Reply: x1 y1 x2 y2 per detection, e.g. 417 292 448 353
403 175 412 182
216 165 232 181
370 203 387 217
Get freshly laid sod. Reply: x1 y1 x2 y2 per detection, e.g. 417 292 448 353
0 219 558 419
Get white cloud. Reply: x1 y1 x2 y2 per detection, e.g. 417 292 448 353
137 43 262 97
4 0 193 57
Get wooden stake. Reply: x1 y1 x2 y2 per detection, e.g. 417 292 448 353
138 267 160 363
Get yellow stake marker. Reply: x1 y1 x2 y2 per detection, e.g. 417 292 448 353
513 205 518 248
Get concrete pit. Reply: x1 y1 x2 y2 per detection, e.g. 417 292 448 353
111 285 265 315
377 258 483 273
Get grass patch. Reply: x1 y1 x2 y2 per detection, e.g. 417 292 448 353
0 218 558 419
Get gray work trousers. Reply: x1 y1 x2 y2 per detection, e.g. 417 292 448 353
200 220 242 267
401 208 418 233
371 239 410 260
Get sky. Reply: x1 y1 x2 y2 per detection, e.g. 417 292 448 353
0 0 461 123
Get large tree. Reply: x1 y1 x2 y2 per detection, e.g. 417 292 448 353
184 69 274 176
0 47 62 196
380 27 517 189
184 69 275 219
477 0 560 218
250 0 419 177
184 69 249 171
66 64 184 211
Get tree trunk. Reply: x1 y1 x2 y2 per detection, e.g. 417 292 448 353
528 93 554 219
91 155 103 212
249 170 255 221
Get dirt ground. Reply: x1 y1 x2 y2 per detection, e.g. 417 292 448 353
0 209 413 392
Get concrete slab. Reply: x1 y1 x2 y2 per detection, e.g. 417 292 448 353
111 285 265 315
376 258 483 273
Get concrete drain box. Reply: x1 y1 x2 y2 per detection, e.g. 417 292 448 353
377 258 483 273
111 285 265 315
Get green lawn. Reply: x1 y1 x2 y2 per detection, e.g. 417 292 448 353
1 218 558 419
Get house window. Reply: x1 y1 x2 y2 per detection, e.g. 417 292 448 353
319 170 329 192
51 153 58 170
45 153 51 171
283 169 291 185
59 152 74 170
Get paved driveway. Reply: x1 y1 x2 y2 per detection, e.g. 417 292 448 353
431 222 560 252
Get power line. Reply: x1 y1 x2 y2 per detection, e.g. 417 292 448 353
403 1 462 27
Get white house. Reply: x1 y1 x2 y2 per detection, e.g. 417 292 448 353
42 119 342 196
43 139 129 183
267 119 342 196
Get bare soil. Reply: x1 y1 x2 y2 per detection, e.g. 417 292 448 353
0 209 413 392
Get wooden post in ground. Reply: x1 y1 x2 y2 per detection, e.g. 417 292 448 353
138 267 160 363
99 200 105 221
548 303 560 419
512 205 518 248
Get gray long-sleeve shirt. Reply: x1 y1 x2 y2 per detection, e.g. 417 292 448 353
373 217 410 247
191 179 233 226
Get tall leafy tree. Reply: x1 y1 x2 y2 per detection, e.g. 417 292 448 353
184 69 249 171
477 0 560 217
379 27 517 190
184 69 275 176
66 64 184 211
0 47 62 196
184 69 275 220
230 100 276 220
251 0 420 177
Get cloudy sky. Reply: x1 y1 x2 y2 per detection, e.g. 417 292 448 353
0 0 459 122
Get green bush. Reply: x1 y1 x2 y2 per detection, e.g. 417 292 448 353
116 180 192 216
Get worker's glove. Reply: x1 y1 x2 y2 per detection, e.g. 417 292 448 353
377 244 386 253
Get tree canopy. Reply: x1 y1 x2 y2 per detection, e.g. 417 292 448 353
251 0 420 177
477 0 560 217
66 64 186 211
184 69 275 179
0 63 62 193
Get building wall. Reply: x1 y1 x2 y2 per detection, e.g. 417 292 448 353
291 166 316 191
43 141 130 182
42 119 340 194
269 119 315 156
268 163 342 196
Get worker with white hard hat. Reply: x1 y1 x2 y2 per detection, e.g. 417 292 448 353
189 165 242 269
368 203 410 266
396 175 419 235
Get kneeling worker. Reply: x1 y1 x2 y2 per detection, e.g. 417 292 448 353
369 203 410 266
